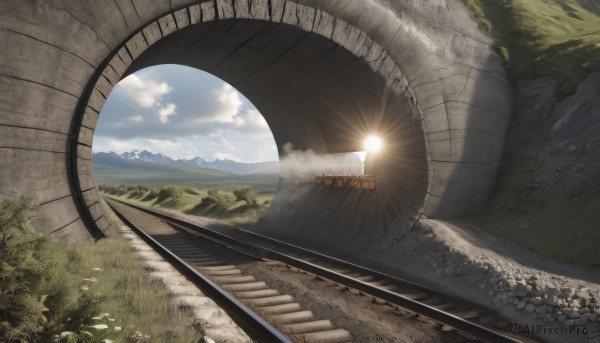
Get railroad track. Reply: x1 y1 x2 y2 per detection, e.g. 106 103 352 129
104 197 531 343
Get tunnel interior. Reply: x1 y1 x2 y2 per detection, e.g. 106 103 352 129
94 16 429 249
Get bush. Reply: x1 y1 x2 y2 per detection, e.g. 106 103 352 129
157 186 182 202
142 189 159 201
198 189 233 211
0 197 103 341
233 188 259 207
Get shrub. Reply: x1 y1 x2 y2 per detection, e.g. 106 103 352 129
233 188 259 207
198 189 233 211
0 197 102 341
157 186 182 202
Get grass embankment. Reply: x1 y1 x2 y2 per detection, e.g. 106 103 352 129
0 197 198 342
462 155 600 268
99 184 274 227
455 1 600 269
463 0 600 94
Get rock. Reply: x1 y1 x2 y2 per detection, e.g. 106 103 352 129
582 314 589 325
558 314 567 322
570 299 581 308
198 338 216 343
488 276 499 285
530 290 544 298
569 311 581 319
531 296 544 305
547 287 562 297
589 313 598 322
516 284 530 297
516 301 527 310
564 319 575 326
562 288 575 298
536 305 547 314
563 308 575 315
525 304 536 313
546 295 559 306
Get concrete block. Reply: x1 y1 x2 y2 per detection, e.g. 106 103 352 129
82 188 101 206
270 0 286 22
88 202 104 221
95 215 111 233
234 0 251 19
173 8 190 29
158 13 178 37
216 0 235 20
312 10 335 38
200 1 216 22
78 173 96 191
81 107 99 129
249 0 269 21
77 157 94 177
282 3 315 32
125 31 148 60
87 89 106 113
94 75 113 98
189 4 201 24
77 144 92 160
77 126 94 147
142 21 162 46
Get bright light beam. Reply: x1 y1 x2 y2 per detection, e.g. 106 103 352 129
364 135 383 153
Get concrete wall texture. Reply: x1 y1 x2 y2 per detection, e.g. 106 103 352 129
0 0 512 248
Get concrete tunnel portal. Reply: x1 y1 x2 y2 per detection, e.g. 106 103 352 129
1 0 512 252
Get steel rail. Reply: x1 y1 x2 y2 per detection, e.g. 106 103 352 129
105 197 526 343
105 198 292 343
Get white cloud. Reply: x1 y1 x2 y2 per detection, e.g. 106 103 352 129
158 103 176 123
205 83 244 125
118 74 171 108
128 115 144 123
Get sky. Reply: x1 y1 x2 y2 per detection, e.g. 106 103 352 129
93 64 279 163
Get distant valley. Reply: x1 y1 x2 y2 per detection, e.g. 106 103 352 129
92 150 279 188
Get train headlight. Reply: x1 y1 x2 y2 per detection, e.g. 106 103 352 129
363 135 382 153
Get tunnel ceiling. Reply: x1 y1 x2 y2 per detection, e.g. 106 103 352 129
0 0 512 249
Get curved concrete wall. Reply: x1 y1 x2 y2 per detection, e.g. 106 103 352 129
0 0 511 248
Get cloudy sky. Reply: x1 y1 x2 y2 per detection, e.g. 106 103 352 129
93 64 279 162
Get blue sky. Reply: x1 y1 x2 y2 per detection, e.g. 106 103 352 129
93 64 279 162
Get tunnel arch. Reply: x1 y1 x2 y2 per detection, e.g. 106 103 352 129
1 0 512 248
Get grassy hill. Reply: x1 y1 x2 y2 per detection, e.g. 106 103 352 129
466 0 600 94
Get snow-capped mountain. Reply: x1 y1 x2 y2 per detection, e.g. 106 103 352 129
119 150 175 165
101 150 278 174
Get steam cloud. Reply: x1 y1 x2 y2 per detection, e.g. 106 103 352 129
278 143 362 184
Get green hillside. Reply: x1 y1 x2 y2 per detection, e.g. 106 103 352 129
469 0 600 93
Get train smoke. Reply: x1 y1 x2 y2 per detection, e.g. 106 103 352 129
278 143 362 184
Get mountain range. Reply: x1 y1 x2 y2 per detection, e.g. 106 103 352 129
94 150 279 175
91 150 280 186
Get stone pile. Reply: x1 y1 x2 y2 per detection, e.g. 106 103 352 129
432 246 600 339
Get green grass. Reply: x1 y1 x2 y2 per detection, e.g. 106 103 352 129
101 185 274 227
463 0 600 94
460 154 600 268
63 238 200 342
